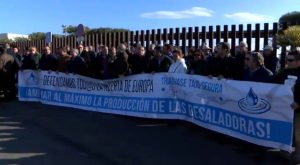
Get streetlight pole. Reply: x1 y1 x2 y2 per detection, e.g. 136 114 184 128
62 25 67 36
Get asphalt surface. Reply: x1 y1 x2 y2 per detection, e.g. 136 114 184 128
0 99 298 165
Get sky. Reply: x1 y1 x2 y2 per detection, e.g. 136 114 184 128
0 0 299 35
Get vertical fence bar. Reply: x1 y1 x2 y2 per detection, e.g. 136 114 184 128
116 32 120 47
175 28 180 47
163 28 168 44
223 25 228 42
151 29 156 45
146 30 150 48
231 25 236 55
195 26 200 48
182 27 187 55
111 32 116 48
263 23 269 47
169 28 174 46
272 22 279 59
125 31 129 45
255 23 260 51
106 32 112 48
135 30 139 45
188 27 193 49
141 30 145 47
280 22 288 69
201 26 207 45
120 32 124 44
208 26 213 50
216 25 221 45
246 24 252 51
157 29 162 46
130 31 134 46
238 24 244 43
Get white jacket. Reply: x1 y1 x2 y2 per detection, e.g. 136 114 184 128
168 58 187 73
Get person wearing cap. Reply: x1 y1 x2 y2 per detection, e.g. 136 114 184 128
273 50 300 163
207 42 236 79
201 43 212 60
263 45 280 74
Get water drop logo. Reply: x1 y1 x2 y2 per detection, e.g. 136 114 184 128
238 88 271 114
26 72 39 85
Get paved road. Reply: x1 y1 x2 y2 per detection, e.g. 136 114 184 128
0 99 297 165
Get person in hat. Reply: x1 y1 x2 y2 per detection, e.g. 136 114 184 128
201 43 212 60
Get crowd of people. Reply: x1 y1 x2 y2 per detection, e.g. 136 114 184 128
0 41 300 162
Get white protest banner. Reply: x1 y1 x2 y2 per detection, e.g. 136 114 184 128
18 70 294 152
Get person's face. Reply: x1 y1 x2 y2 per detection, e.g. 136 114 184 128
173 51 180 61
13 48 18 54
263 50 272 56
77 45 83 53
70 50 78 57
286 55 300 69
239 44 247 53
245 54 256 69
216 44 225 57
44 47 51 55
193 52 202 61
154 49 161 57
137 47 145 56
102 46 109 54
29 48 36 54
110 48 116 56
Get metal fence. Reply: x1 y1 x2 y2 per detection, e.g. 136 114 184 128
12 22 280 56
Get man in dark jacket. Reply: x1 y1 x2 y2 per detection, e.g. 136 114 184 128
273 50 300 163
207 42 236 79
243 52 273 83
39 46 58 71
148 46 173 73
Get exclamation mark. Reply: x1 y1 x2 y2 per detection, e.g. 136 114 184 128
266 123 271 138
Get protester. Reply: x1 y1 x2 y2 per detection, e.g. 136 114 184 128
168 47 187 73
148 46 173 73
243 52 273 83
273 50 300 163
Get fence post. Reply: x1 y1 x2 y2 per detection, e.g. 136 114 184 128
246 24 252 51
238 24 244 43
208 26 213 51
188 27 193 49
255 23 260 51
182 27 187 55
195 26 200 48
175 28 180 47
141 30 145 47
216 25 221 45
201 26 207 45
146 30 150 48
223 25 228 42
151 29 156 45
163 28 168 44
263 23 269 47
169 28 174 46
157 29 162 46
231 25 236 55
